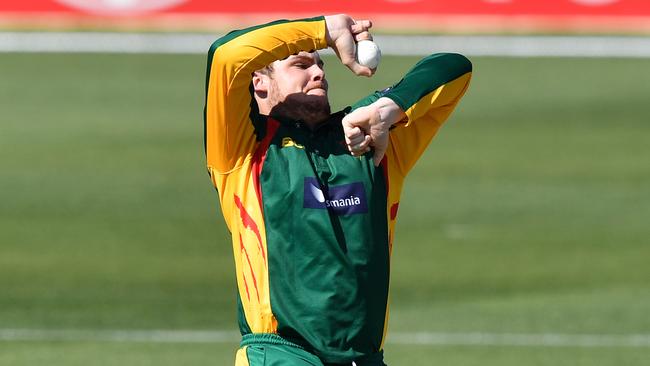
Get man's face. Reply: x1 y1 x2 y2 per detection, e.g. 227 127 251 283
270 51 328 100
266 51 331 124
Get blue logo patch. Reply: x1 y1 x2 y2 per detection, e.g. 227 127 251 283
303 177 368 215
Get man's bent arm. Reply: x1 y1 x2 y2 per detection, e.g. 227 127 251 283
352 53 473 174
204 17 328 174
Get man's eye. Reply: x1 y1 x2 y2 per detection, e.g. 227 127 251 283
294 63 309 69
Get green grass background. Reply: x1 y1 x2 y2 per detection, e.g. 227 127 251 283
1 53 649 365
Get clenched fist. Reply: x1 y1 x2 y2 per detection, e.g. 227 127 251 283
342 97 406 166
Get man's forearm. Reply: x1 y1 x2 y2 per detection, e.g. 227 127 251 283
208 17 328 81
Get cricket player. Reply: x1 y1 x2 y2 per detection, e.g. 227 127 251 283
204 14 472 366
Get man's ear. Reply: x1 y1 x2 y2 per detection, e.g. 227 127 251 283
252 72 269 94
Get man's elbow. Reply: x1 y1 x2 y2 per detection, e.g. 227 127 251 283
427 52 472 76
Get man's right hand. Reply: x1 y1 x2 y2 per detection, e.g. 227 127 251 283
324 14 375 77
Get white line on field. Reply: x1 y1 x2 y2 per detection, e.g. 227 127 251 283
1 32 650 58
1 329 650 348
0 329 239 343
389 332 650 348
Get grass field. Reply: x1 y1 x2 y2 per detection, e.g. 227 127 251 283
1 52 649 365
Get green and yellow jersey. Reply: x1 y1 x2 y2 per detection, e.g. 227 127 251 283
204 16 472 364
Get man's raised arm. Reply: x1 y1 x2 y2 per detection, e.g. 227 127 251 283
204 15 375 175
204 17 327 174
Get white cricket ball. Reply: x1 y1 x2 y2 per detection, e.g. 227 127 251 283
356 40 381 69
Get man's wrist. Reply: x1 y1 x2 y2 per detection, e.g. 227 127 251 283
324 15 345 48
375 97 407 127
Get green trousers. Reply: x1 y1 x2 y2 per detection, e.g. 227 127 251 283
235 334 386 366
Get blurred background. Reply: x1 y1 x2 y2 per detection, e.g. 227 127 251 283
1 1 649 365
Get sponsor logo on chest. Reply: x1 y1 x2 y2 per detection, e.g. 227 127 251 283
303 177 368 215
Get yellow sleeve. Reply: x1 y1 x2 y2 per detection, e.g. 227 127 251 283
204 17 328 175
386 72 472 176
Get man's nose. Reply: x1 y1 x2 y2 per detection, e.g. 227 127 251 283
311 65 325 81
